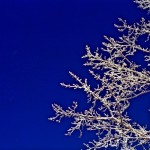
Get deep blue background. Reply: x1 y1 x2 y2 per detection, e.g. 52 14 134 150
0 0 150 149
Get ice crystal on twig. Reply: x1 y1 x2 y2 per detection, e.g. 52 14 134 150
134 0 150 12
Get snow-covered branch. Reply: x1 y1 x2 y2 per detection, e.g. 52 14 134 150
49 1 150 149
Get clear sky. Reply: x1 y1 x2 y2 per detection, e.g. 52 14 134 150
0 0 149 149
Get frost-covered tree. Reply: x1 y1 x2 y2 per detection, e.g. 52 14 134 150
49 1 150 149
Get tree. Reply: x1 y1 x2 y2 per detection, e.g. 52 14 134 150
49 0 150 149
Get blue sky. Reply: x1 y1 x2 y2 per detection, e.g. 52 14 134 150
0 0 149 149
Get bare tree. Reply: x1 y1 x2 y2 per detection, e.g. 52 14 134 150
49 1 150 149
